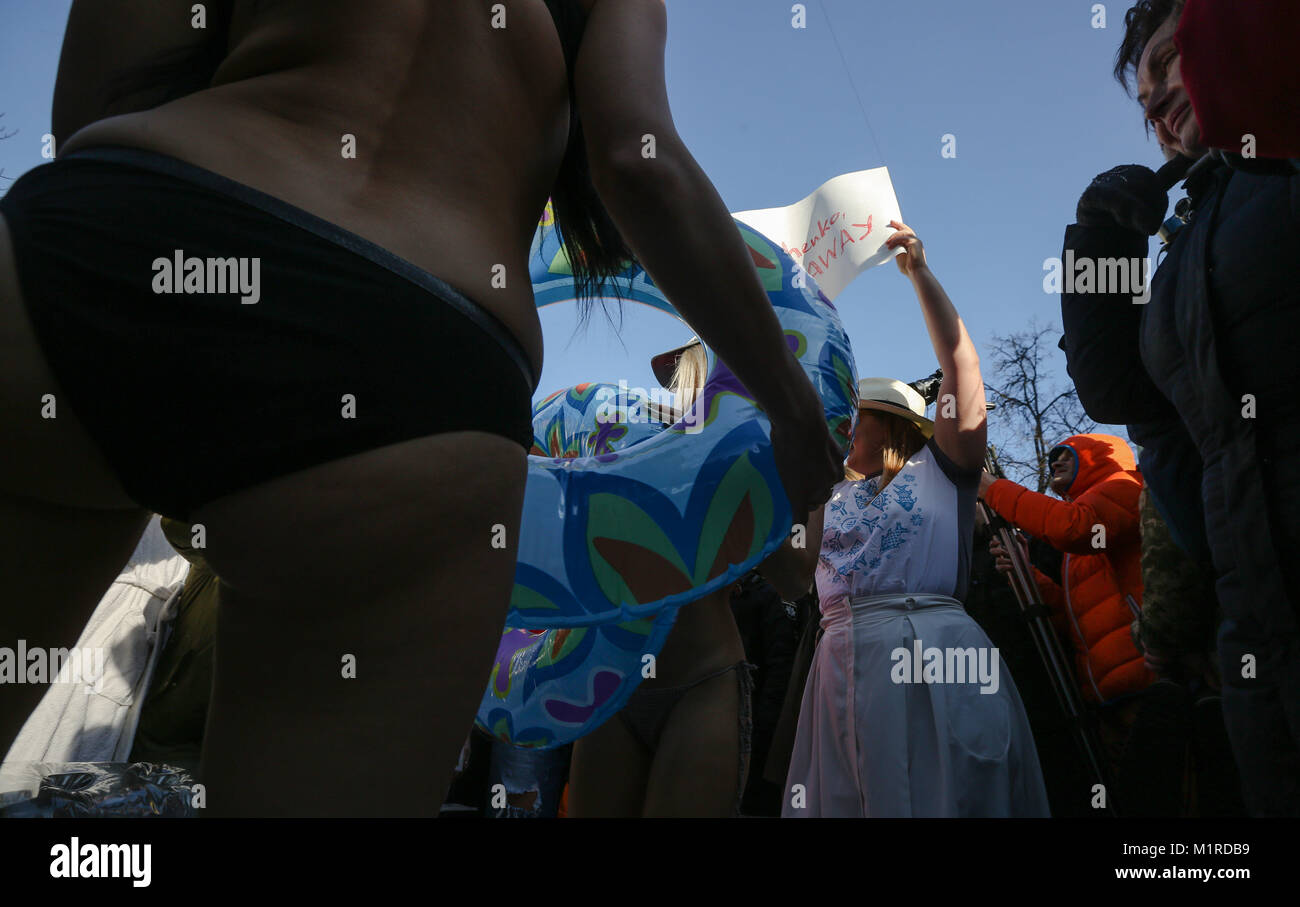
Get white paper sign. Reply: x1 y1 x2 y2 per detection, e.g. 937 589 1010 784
733 168 902 300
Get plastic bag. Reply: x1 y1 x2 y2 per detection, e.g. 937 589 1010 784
0 762 197 817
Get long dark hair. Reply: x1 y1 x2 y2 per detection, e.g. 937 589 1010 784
545 0 637 315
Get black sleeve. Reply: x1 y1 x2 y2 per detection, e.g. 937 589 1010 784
1129 416 1212 562
927 436 980 486
1058 223 1175 425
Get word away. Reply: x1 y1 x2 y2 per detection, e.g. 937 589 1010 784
778 212 874 282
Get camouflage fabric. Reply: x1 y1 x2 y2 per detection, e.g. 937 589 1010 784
1135 488 1219 658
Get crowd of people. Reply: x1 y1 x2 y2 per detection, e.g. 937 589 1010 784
0 0 1296 817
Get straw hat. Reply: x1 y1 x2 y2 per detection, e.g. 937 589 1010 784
650 336 701 387
858 377 934 438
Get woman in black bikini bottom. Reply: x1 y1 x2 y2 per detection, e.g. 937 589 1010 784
0 0 843 815
2 148 538 520
0 148 541 815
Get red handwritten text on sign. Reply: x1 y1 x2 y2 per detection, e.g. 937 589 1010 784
778 213 874 279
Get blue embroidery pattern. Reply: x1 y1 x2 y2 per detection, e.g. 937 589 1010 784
819 460 952 587
813 449 968 605
893 483 917 512
879 523 910 552
852 480 879 510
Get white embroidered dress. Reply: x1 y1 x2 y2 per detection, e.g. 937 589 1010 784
783 440 1050 817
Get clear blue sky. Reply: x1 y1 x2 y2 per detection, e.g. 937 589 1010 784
1 1 1165 443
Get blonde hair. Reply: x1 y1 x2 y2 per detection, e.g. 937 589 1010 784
845 411 927 490
669 342 708 411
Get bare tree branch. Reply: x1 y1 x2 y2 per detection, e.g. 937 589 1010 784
0 112 16 185
984 320 1096 493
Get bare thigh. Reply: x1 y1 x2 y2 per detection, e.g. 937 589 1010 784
568 714 652 818
643 668 748 817
0 212 150 753
192 432 526 817
0 213 140 509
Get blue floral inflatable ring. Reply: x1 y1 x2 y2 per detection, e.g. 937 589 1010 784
476 215 857 747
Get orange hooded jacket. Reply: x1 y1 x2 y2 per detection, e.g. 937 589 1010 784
985 434 1154 703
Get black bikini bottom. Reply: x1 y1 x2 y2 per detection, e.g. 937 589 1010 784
1 147 537 519
618 661 754 814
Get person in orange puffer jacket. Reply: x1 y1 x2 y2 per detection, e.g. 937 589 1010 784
980 434 1154 703
979 433 1186 814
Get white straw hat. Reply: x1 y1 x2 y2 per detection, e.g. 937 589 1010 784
857 377 934 437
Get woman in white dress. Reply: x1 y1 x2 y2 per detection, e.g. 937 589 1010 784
777 222 1049 817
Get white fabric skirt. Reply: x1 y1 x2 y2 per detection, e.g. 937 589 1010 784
782 593 1050 817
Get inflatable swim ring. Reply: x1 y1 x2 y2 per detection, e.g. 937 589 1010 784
476 214 857 748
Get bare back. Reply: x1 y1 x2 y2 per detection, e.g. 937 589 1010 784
61 0 578 375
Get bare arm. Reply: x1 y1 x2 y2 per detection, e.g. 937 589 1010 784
574 0 842 513
887 222 986 472
53 0 233 145
757 506 824 602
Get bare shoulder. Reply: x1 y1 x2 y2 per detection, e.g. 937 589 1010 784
55 0 235 139
60 0 235 72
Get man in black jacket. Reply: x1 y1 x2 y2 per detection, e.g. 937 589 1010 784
1059 0 1300 815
